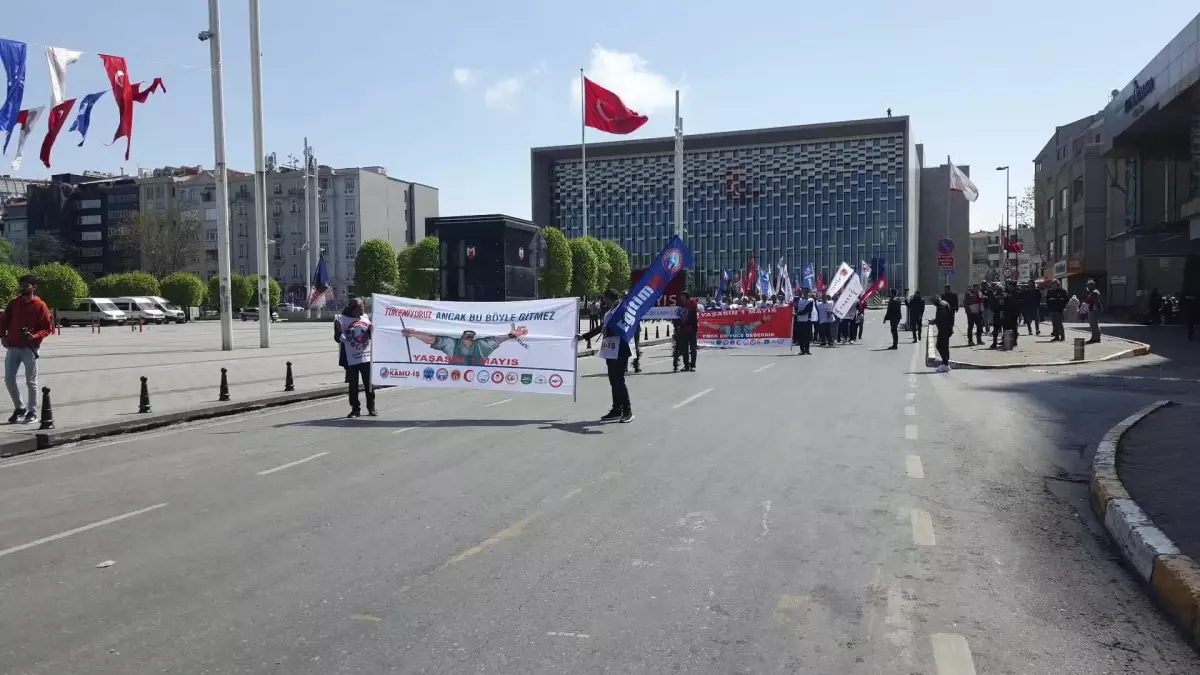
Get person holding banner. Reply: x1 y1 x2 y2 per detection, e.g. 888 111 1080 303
672 292 699 372
334 298 376 417
578 289 634 423
793 289 817 355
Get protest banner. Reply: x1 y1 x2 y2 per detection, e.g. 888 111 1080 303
833 275 864 319
826 262 856 298
696 305 793 348
371 294 578 396
608 235 694 342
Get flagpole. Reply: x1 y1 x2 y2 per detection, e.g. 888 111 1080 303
945 155 952 288
303 136 313 317
674 89 683 239
249 0 270 348
580 69 588 239
204 0 234 351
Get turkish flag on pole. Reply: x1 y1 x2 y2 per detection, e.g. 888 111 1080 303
40 98 76 168
100 54 134 159
583 77 648 135
745 253 758 296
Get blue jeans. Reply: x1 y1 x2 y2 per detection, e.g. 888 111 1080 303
5 347 38 413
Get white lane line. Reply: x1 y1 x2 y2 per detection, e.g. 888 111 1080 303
905 455 925 479
0 503 168 559
931 633 977 675
904 405 916 416
256 452 329 476
910 509 936 546
752 363 775 373
546 631 590 639
672 388 714 409
905 392 915 401
904 424 918 440
484 398 512 408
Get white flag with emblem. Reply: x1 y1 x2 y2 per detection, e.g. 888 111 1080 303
949 160 979 202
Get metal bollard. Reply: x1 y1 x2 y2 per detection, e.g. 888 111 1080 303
131 320 136 332
138 376 152 413
139 318 144 333
667 324 671 337
38 387 54 430
1073 337 1085 361
284 361 295 392
655 325 660 339
1003 329 1015 351
218 367 231 402
644 326 649 340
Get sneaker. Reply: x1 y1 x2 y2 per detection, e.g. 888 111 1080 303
935 365 950 373
347 410 361 418
21 411 37 424
600 409 622 422
8 408 25 424
367 409 378 417
619 411 635 423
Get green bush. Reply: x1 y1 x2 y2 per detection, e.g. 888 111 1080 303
90 271 161 298
31 262 88 311
354 239 400 297
599 239 631 293
160 272 206 319
539 227 572 297
568 238 598 299
403 236 440 299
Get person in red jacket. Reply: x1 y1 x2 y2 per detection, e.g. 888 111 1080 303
0 274 54 424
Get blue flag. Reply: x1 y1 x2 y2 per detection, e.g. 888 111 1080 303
308 253 333 308
802 263 815 290
69 90 107 147
605 235 693 342
0 39 26 141
715 268 732 305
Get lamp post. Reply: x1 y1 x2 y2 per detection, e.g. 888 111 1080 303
201 0 233 350
996 165 1011 276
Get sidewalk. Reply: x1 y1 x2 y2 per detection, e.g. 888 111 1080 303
1119 403 1200 561
926 313 1148 369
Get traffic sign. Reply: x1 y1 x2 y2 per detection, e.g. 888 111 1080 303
937 254 954 270
937 238 955 255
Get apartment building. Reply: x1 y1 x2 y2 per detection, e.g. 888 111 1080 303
967 228 1038 285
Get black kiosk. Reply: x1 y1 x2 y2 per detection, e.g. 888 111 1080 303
425 214 542 301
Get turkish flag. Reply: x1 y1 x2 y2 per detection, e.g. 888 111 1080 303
100 54 134 158
745 253 757 296
583 77 648 135
40 98 76 168
860 275 888 304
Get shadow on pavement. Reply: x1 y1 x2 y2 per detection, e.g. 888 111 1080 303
278 418 562 430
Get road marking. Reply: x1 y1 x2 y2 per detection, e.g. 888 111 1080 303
438 515 536 569
546 631 590 638
905 455 925 478
904 405 916 416
758 500 771 538
560 487 584 501
910 509 936 546
904 424 918 440
905 392 916 401
349 614 382 622
931 633 978 675
753 363 774 373
392 422 427 435
256 452 329 476
0 503 168 559
484 398 512 408
672 388 714 409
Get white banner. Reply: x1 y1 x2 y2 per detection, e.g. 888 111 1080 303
826 262 856 298
833 275 864 319
371 294 578 396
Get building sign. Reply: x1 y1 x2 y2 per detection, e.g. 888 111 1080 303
1124 78 1156 115
1067 258 1084 274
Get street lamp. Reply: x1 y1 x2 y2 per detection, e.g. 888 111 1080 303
996 166 1011 274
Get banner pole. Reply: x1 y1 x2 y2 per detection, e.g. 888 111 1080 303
573 303 579 403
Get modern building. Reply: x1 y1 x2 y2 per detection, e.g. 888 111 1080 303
530 116 950 296
1100 12 1200 310
1031 113 1126 301
23 173 140 277
1 176 48 266
139 162 439 306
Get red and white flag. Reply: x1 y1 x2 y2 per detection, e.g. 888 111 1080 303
40 98 76 168
860 275 888 304
582 76 648 135
10 106 43 170
100 54 166 160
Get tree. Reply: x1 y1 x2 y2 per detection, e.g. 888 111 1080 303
230 274 255 309
568 238 599 299
394 247 413 296
116 211 204 278
599 239 631 293
0 266 17 303
160 272 206 320
539 227 572 297
402 236 440 299
27 232 65 266
90 271 161 298
206 275 222 309
31 262 87 313
0 237 13 266
354 239 400 297
251 277 282 306
582 237 611 297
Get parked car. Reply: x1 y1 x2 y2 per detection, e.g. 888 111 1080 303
147 296 188 323
112 297 167 325
274 303 304 313
57 298 127 326
238 307 279 322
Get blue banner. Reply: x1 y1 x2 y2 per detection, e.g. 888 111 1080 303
715 268 731 304
605 235 693 342
802 263 815 290
0 39 27 138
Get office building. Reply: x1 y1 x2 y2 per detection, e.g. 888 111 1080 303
1099 12 1200 310
917 159 974 296
1 176 49 266
24 173 140 277
139 162 439 306
531 117 945 295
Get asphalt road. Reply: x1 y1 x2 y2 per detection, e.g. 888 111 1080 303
1 334 1197 674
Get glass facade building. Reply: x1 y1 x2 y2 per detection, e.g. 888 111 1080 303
531 117 919 293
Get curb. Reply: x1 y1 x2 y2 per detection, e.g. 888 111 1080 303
924 328 1150 370
1 338 675 459
1089 400 1200 652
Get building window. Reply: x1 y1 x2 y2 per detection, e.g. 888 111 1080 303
319 220 329 235
1073 226 1084 252
291 244 298 256
80 231 103 242
272 204 282 217
1073 177 1083 202
79 214 102 225
238 242 247 258
346 243 357 258
344 180 355 195
238 223 247 236
237 203 246 215
319 198 327 212
319 178 329 190
206 229 218 241
290 201 298 212
1059 187 1068 209
79 199 101 210
272 183 282 195
345 203 355 216
292 264 298 280
345 220 356 237
1046 197 1054 219
155 186 164 199
1035 159 1043 173
1059 234 1067 257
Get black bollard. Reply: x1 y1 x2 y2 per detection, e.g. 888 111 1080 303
667 324 671 337
219 367 230 402
38 387 54 430
284 361 295 392
655 325 660 339
643 326 649 340
138 376 151 413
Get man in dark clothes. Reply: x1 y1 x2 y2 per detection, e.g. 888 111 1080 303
1020 282 1043 336
672 292 699 372
1044 280 1068 341
989 284 1005 348
907 291 925 343
933 296 955 372
793 289 816 355
884 289 903 349
1002 282 1022 347
963 284 985 346
941 284 959 315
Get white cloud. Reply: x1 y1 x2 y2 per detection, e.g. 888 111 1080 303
570 46 678 114
483 77 525 111
452 68 476 86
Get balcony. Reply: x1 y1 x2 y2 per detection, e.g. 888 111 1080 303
287 187 305 197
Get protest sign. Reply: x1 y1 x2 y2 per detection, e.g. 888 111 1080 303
696 306 792 348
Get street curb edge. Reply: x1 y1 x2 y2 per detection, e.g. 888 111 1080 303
924 328 1151 370
1089 400 1200 652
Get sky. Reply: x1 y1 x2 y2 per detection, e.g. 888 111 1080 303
3 0 1198 236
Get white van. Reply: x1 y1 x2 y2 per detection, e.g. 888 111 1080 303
147 296 187 323
57 298 127 326
112 297 167 325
